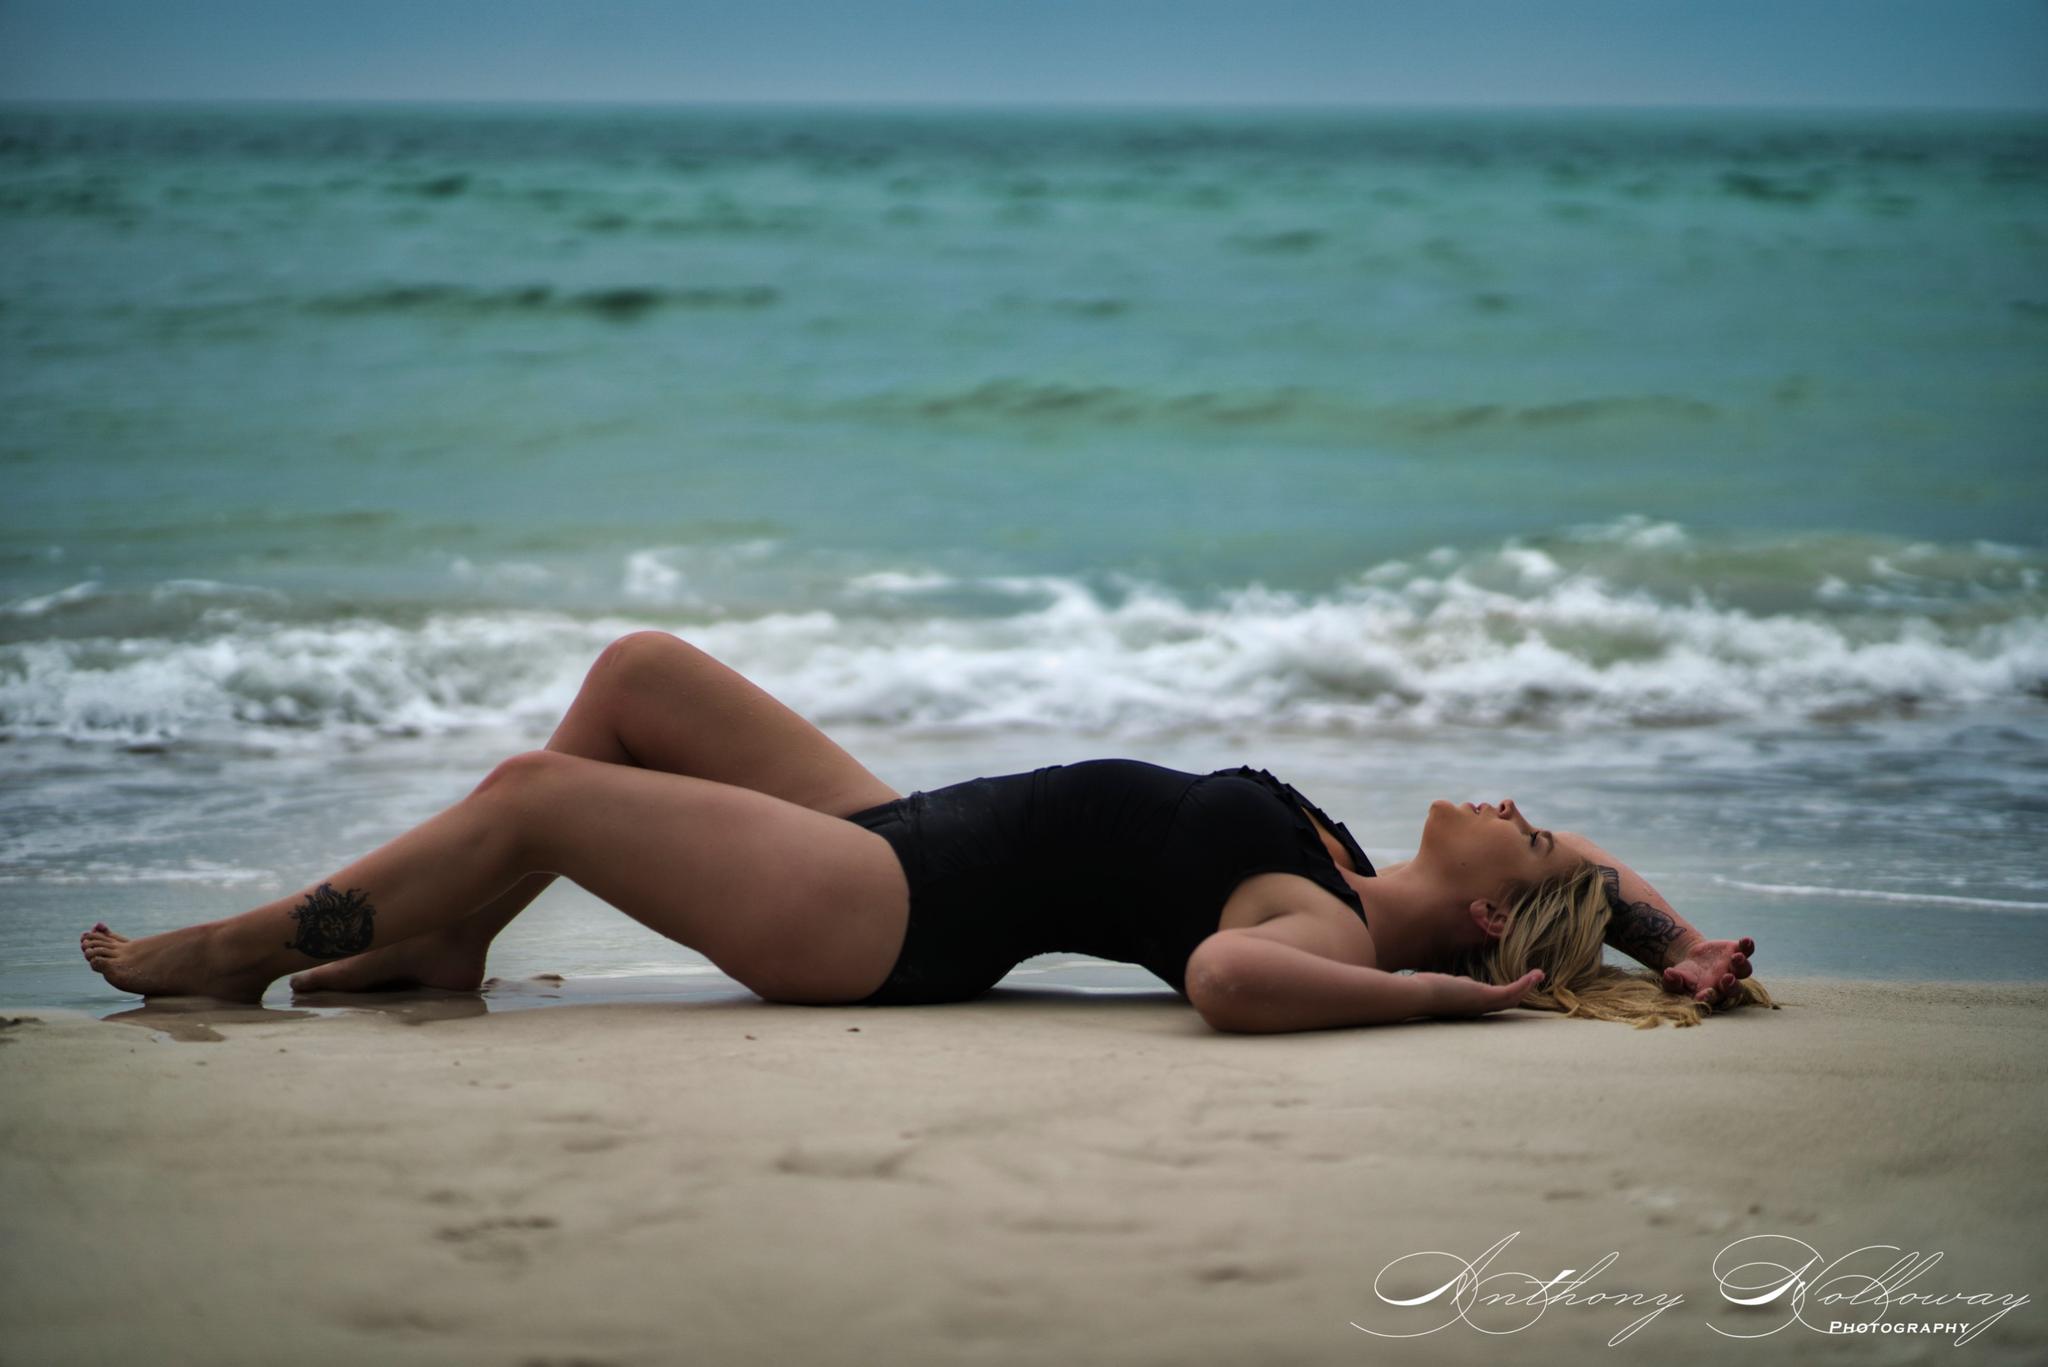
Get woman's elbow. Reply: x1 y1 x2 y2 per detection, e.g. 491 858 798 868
1185 945 1265 1033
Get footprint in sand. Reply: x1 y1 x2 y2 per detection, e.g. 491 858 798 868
433 1214 561 1269
771 1140 919 1180
534 1109 639 1155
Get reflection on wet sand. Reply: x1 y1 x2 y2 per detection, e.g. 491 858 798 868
93 962 1178 1041
102 991 487 1040
95 971 767 1040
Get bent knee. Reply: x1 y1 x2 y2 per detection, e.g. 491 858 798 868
594 629 696 678
473 748 573 797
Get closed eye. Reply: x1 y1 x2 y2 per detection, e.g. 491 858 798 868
1531 829 1555 855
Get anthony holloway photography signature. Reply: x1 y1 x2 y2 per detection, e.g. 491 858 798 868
1349 1231 2030 1347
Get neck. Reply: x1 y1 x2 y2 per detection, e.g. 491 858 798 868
1338 858 1466 974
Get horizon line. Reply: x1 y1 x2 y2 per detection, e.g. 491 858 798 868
2 95 2042 116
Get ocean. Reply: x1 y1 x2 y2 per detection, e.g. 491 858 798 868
3 101 2044 1011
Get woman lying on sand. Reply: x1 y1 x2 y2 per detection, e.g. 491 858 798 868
80 631 1772 1031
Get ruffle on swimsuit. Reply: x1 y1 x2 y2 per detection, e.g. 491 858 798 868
1200 766 1377 927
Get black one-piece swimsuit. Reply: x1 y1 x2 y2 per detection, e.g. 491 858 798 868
840 759 1376 1005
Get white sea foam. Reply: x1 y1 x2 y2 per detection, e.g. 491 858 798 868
1566 513 1689 549
150 579 291 603
1710 876 2048 913
618 541 784 607
2 553 2042 750
844 569 956 594
448 557 554 587
621 548 692 604
4 580 103 617
0 857 277 887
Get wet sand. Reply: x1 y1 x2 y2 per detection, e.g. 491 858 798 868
1 976 2042 1366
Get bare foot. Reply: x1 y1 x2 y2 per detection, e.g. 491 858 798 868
80 920 275 1003
287 925 488 995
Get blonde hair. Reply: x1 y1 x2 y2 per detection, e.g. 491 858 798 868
1445 860 1778 1028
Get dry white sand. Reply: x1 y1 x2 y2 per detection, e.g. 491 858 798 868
2 977 2043 1367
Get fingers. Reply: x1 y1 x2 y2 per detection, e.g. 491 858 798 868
1496 969 1544 1008
1427 969 1544 1018
1658 938 1756 1007
1694 971 1740 1007
1730 937 1756 998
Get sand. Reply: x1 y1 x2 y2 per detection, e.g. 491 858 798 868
1 976 2043 1367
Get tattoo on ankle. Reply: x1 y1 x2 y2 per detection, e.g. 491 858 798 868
1596 864 1685 963
285 882 376 959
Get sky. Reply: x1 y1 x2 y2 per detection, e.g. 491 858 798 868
1 0 2044 109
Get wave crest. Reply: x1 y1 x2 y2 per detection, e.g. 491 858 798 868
4 538 2042 747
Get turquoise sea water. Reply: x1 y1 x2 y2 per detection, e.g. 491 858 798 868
3 103 2045 1009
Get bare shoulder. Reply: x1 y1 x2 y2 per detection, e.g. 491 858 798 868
1213 873 1378 970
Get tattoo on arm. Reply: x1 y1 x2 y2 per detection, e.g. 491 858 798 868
284 882 376 959
1596 865 1686 967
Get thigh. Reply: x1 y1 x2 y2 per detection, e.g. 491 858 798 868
509 751 909 1003
582 632 901 817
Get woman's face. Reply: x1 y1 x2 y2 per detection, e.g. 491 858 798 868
1418 796 1581 906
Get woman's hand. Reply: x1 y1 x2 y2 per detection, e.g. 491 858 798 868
1410 968 1546 1019
1661 937 1755 1007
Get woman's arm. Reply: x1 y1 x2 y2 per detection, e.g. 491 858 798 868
1185 933 1543 1034
1557 831 1756 1005
1555 831 1702 968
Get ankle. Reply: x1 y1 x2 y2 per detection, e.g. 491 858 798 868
211 908 298 980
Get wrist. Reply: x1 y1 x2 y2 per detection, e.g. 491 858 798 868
1663 930 1706 967
1383 970 1446 1021
1410 972 1444 1017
